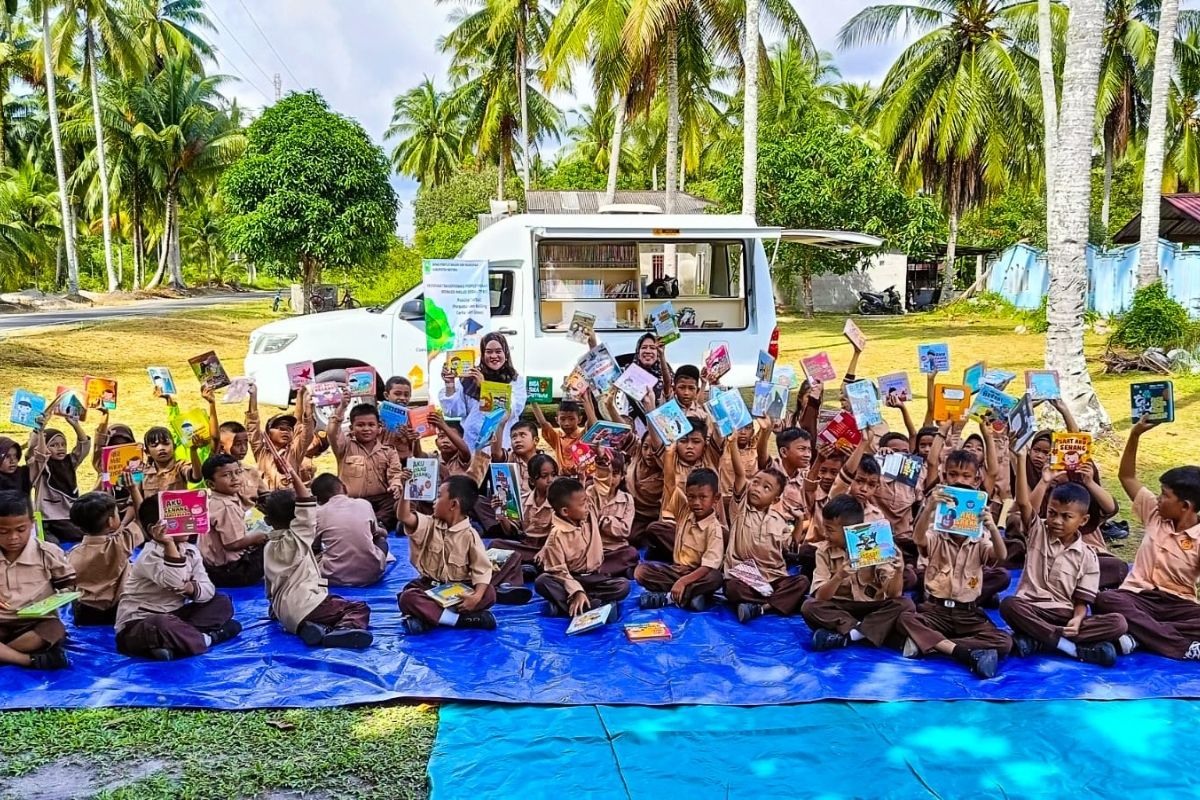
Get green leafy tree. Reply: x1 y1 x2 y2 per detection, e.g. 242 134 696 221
221 92 398 309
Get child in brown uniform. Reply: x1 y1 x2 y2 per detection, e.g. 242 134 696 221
67 490 144 626
634 469 726 612
588 450 639 578
328 398 404 531
28 417 91 543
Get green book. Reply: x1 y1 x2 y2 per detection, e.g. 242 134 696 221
18 591 81 617
526 376 553 404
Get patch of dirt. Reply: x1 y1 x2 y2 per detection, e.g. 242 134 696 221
0 757 180 800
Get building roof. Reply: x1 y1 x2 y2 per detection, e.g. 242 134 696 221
1113 194 1200 244
524 190 713 215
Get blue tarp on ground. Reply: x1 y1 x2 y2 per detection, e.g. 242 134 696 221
430 701 1200 799
5 539 1200 709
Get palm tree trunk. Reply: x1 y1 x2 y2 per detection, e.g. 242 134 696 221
1046 0 1109 433
1137 0 1180 287
605 90 625 204
168 190 184 289
665 24 679 214
741 0 760 217
518 1 530 192
1038 0 1057 210
942 176 960 299
497 152 505 201
1101 129 1114 235
86 24 117 293
42 4 79 295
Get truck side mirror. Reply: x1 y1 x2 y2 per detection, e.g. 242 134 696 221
400 299 423 320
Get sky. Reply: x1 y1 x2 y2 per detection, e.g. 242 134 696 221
203 1 910 236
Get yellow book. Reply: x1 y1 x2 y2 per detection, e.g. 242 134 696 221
480 380 512 413
932 384 970 422
1050 432 1093 472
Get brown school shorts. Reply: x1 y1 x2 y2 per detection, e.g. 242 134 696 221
0 617 67 647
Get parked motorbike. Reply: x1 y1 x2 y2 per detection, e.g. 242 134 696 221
856 286 903 315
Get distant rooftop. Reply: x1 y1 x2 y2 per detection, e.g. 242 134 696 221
524 190 713 215
1114 194 1200 244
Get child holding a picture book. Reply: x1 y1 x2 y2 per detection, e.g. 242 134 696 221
490 454 559 573
530 400 588 477
28 416 91 543
0 490 77 670
768 427 814 545
200 454 267 587
0 436 32 501
312 473 389 587
115 499 240 661
90 410 137 493
431 410 484 484
663 364 711 425
328 395 405 531
587 450 639 578
246 382 314 491
384 375 412 405
215 420 269 506
635 469 727 612
140 424 198 497
67 490 144 626
639 414 721 562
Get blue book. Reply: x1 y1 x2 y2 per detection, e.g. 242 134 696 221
751 381 790 420
756 350 776 382
934 487 989 539
646 398 693 445
968 385 1017 423
845 380 883 428
474 408 506 450
1025 370 1061 401
378 401 408 433
707 390 752 438
918 343 950 374
844 520 896 569
963 361 986 394
982 369 1017 391
9 389 47 428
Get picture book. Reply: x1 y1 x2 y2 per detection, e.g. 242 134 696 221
286 361 316 390
751 381 790 421
9 389 46 428
968 385 1017 424
933 487 989 539
490 463 522 521
407 457 439 501
932 384 970 422
756 350 776 382
1131 380 1174 424
408 405 432 437
16 591 82 618
486 548 514 570
877 372 912 403
101 443 144 485
1007 393 1037 452
310 382 345 408
1050 431 1093 472
704 342 731 382
479 380 512 412
581 420 632 449
727 561 774 596
578 344 621 392
474 408 506 450
817 410 862 450
566 602 616 635
170 408 209 445
918 343 950 374
378 401 408 433
614 363 658 402
425 582 471 608
774 366 798 389
346 366 377 397
568 440 597 474
983 369 1017 391
146 367 177 397
188 351 231 391
245 507 271 537
881 452 924 488
83 376 118 410
563 365 589 399
221 377 252 404
963 361 987 394
650 301 680 345
845 379 883 428
800 352 837 383
526 376 553 404
624 622 673 642
446 349 477 376
844 520 897 569
646 398 693 445
843 318 867 351
52 387 86 422
707 389 753 438
1025 369 1061 401
567 310 596 345
159 489 209 537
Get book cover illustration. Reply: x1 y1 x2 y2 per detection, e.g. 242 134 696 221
286 361 316 390
801 352 837 383
774 366 798 389
346 367 377 397
221 377 252 405
983 369 1017 391
170 408 209 446
566 602 616 635
932 384 970 422
707 390 753 437
563 365 589 400
490 463 522 521
159 489 209 537
704 342 731 382
486 548 514 569
101 443 144 487
918 343 950 374
844 520 897 569
1025 370 1061 401
751 381 790 421
614 363 658 402
378 401 409 433
1050 431 1093 472
843 318 867 351
727 561 774 596
446 349 477 376
474 408 506 450
52 387 86 422
425 582 471 608
568 440 597 475
650 301 680 345
9 389 46 428
963 361 987 394
933 487 988 539
578 344 621 393
407 457 439 501
756 350 776 383
146 367 177 397
17 591 82 618
1007 393 1037 452
407 406 432 437
479 380 512 412
310 382 344 408
567 311 597 345
624 622 673 642
581 421 632 449
881 452 924 488
1131 380 1174 423
646 398 693 445
526 376 553 404
188 351 231 391
968 385 1017 424
817 410 862 450
245 507 272 537
877 372 912 403
845 379 883 428
83 376 118 410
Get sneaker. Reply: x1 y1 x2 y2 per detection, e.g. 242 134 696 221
811 629 849 652
521 564 538 584
1077 641 1117 667
1117 634 1139 656
496 583 533 606
968 649 999 679
639 592 671 610
736 603 765 624
321 628 374 649
208 619 242 646
456 610 498 630
403 616 433 635
685 594 711 612
28 644 70 670
1012 634 1043 658
1186 641 1200 661
148 648 175 662
298 621 327 647
1100 520 1130 541
902 637 920 659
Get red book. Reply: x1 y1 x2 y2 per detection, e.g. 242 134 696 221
817 410 862 450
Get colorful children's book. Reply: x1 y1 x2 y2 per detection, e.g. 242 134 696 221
650 301 680 345
843 318 867 351
189 351 231 391
1050 431 1093 472
578 344 621 392
614 363 658 402
918 343 950 374
877 372 912 403
1131 380 1174 423
245 507 271 537
932 384 970 422
774 366 798 389
568 440 597 475
83 376 118 410
567 311 597 345
346 367 377 397
756 350 776 383
933 487 988 539
221 377 252 404
968 385 1017 424
526 376 553 404
727 561 774 596
646 398 693 445
407 457 439 501
983 369 1017 391
474 408 507 450
9 389 46 428
490 463 522 522
480 380 512 412
751 381 790 421
170 408 209 445
446 349 477 376
704 342 731 382
159 489 209 537
581 421 632 449
707 390 753 438
566 602 617 635
817 410 862 450
563 366 589 400
408 406 432 437
52 387 86 422
800 352 837 383
624 622 673 642
425 582 471 608
101 443 144 486
1025 369 1061 401
881 452 924 488
309 382 344 408
963 361 986 394
845 380 883 428
16 591 82 618
1007 393 1037 452
146 367 177 397
378 401 408 433
844 520 896 569
286 361 316 390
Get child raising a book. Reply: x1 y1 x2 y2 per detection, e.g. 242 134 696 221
28 415 91 543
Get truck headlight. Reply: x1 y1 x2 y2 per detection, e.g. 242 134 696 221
254 334 297 354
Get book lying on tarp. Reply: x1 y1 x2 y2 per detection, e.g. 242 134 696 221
624 622 673 642
425 582 472 608
565 602 617 635
17 591 82 618
486 548 515 569
844 520 896 569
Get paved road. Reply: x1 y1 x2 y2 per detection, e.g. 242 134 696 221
0 292 273 335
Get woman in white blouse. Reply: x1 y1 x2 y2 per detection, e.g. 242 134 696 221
439 331 528 451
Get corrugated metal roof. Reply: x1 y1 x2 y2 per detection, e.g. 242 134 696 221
524 190 713 215
1113 194 1200 244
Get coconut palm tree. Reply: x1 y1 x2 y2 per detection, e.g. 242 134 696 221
133 0 213 74
1037 0 1059 207
1136 0 1180 286
763 44 842 129
386 77 464 187
1164 29 1200 192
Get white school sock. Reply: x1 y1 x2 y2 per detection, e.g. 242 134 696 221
1118 634 1138 655
438 609 460 627
1055 638 1078 657
202 634 212 647
848 628 866 642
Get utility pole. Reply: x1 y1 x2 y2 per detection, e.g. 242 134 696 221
273 73 282 101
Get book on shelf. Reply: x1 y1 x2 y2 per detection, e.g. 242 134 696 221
933 487 988 539
9 389 47 428
146 367 177 397
489 463 522 521
159 489 209 537
407 458 439 501
188 350 231 391
566 602 617 635
425 582 472 608
800 352 837 383
844 520 896 569
1025 370 1061 401
707 389 753 438
845 380 883 428
877 372 912 403
1130 380 1174 423
1050 432 1093 472
918 343 950 374
650 301 680 345
624 622 673 642
932 384 970 422
83 376 118 410
526 376 553 404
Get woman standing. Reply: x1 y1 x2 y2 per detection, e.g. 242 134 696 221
440 332 528 451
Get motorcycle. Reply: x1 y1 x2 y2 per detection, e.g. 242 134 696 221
856 286 903 315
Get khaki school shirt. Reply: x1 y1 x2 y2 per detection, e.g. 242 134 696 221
237 464 269 506
673 508 726 572
587 472 635 551
141 460 190 497
812 541 900 602
771 458 809 525
333 437 403 499
67 525 142 610
522 492 554 545
0 534 76 623
662 443 720 504
115 541 215 632
626 436 666 519
264 498 327 632
724 492 792 582
1014 517 1098 613
199 491 252 568
316 494 387 587
923 530 994 603
247 409 314 490
1121 487 1200 602
442 449 490 485
875 476 919 541
538 514 604 597
408 514 491 587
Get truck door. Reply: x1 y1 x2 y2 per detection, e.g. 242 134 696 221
488 266 523 377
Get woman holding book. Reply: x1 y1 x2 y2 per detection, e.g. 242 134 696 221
440 332 528 452
617 333 667 405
